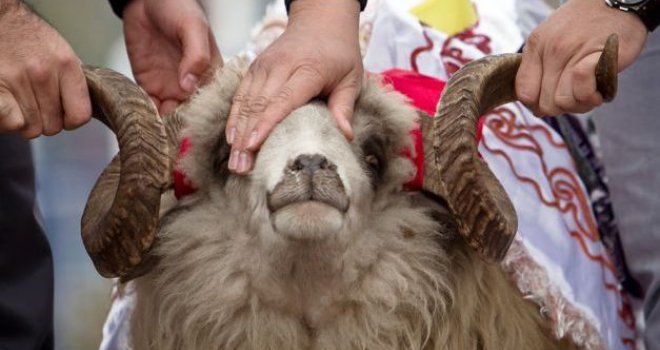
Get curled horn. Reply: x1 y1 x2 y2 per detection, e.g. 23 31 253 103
81 66 184 278
421 34 618 262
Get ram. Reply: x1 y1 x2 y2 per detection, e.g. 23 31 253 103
79 36 617 350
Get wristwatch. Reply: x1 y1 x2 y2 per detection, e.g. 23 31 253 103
605 0 660 32
285 0 368 13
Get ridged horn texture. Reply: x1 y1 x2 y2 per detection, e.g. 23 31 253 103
81 66 171 278
422 34 619 263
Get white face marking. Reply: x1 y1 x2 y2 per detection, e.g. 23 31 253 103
250 103 365 197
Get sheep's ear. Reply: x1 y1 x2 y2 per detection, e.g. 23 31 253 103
420 34 618 263
174 59 248 189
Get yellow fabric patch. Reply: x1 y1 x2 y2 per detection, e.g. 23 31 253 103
410 0 478 36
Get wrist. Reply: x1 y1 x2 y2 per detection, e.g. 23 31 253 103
605 0 660 31
288 0 360 34
286 0 365 13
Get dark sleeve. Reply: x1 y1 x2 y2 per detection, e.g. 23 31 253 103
108 0 131 18
0 135 53 350
284 0 367 13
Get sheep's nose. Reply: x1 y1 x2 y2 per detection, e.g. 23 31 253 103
290 154 333 174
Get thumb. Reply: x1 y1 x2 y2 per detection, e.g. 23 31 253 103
178 20 213 93
328 81 360 140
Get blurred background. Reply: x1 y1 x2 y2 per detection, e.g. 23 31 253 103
24 1 270 348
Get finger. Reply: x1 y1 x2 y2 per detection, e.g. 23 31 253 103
230 68 271 174
150 96 162 111
553 67 577 113
9 72 42 138
60 62 92 130
516 40 543 113
327 75 361 140
31 71 63 136
160 99 180 115
227 72 254 172
537 48 570 117
0 88 25 132
573 52 603 109
243 68 324 154
555 73 594 115
226 72 253 147
178 19 212 93
236 68 290 152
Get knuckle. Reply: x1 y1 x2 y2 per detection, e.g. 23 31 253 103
230 108 250 126
58 53 79 70
28 61 50 83
553 94 573 111
526 32 543 51
572 67 596 86
296 60 324 79
572 66 593 83
232 93 247 105
273 87 293 105
547 40 571 57
240 96 269 116
248 61 269 79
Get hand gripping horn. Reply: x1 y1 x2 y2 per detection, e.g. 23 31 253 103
420 34 618 262
80 66 183 278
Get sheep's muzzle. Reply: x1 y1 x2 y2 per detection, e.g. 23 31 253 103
267 153 349 214
265 153 350 241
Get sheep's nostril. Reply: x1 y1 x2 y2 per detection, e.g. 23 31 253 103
290 154 331 174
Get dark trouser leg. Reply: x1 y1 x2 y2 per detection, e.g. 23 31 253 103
593 31 660 350
0 135 53 350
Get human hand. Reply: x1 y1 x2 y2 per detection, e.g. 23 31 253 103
516 0 647 116
122 0 221 114
226 0 363 174
0 1 91 138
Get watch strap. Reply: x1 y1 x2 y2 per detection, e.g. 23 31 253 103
285 0 368 13
638 0 660 31
108 0 130 18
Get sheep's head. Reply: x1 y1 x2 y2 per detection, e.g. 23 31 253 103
79 35 618 279
176 66 420 245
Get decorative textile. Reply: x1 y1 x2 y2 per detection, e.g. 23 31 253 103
363 0 636 349
410 0 477 35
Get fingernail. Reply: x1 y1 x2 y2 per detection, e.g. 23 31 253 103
181 74 199 93
237 152 248 173
340 118 353 139
229 150 240 170
227 127 236 145
247 131 258 149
